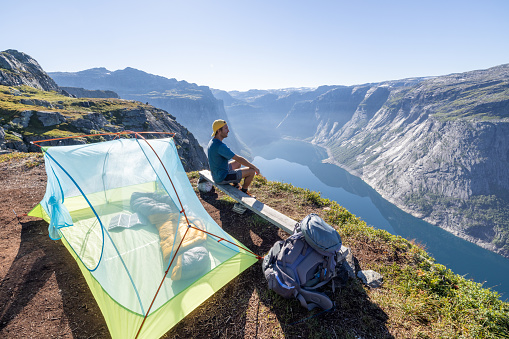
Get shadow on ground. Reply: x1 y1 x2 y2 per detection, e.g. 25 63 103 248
0 219 108 338
185 189 394 339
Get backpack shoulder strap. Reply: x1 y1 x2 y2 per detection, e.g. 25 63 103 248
295 286 334 310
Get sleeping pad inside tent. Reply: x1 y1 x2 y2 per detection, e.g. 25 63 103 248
28 134 259 339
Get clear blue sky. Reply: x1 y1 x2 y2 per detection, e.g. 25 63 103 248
2 0 508 91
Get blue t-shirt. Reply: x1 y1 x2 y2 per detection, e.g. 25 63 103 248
207 138 235 182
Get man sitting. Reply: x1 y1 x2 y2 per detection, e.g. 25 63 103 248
207 119 260 195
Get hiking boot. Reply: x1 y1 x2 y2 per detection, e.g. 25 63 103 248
231 182 240 189
241 188 256 199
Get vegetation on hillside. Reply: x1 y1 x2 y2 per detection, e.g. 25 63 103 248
0 84 152 140
0 151 43 167
383 77 509 121
404 192 509 255
2 155 507 338
427 80 509 121
181 173 509 338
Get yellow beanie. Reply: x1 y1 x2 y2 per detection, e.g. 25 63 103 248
211 119 227 137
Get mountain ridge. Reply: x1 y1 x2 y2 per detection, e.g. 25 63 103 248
0 50 208 172
33 48 509 258
49 68 250 157
1 49 60 92
218 63 509 258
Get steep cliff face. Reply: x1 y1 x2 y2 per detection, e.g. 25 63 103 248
277 79 425 142
279 86 373 139
49 68 249 157
317 65 509 257
0 51 208 172
0 50 59 91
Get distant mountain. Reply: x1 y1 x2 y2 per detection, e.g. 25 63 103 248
212 86 338 147
0 50 207 171
317 65 509 257
50 67 180 94
50 68 249 158
216 66 509 258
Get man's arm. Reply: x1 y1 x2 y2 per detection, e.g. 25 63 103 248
232 155 260 174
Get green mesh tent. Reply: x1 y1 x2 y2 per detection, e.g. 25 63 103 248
28 132 259 338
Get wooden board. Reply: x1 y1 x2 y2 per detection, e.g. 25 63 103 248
199 170 349 258
199 170 296 234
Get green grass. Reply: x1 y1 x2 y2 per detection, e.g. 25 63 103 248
0 84 154 140
0 84 177 148
318 189 508 338
404 191 509 253
188 172 509 338
3 131 23 141
0 152 43 167
429 81 509 121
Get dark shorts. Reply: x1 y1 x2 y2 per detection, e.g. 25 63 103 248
217 163 242 184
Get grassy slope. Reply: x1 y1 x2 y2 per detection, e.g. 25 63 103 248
179 173 509 339
0 85 151 139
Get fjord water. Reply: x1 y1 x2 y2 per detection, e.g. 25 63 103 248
251 139 509 300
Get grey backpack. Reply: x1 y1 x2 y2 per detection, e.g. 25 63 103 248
262 214 342 310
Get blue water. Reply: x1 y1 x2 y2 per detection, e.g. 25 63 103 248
251 139 509 300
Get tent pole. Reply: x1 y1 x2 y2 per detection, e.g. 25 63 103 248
134 226 190 339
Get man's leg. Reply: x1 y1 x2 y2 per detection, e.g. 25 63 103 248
229 160 256 189
229 160 242 170
225 161 242 188
240 168 256 190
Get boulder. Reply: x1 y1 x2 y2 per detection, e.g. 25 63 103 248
197 176 214 193
11 110 33 128
10 88 22 96
5 132 28 152
334 247 357 286
341 247 357 279
121 108 149 127
36 111 66 127
20 99 34 105
357 270 383 288
70 113 109 133
0 126 5 150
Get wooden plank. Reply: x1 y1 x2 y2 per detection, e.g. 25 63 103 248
199 170 349 257
199 170 296 234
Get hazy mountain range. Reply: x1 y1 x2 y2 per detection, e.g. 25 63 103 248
49 68 249 158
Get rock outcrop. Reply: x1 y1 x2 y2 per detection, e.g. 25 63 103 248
0 126 6 152
0 50 208 172
60 87 120 99
0 50 60 91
